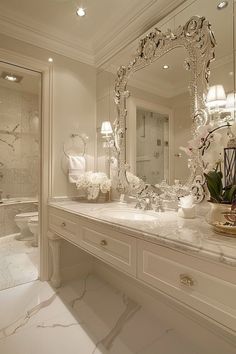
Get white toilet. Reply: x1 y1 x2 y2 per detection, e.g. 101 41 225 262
28 216 39 247
15 212 38 240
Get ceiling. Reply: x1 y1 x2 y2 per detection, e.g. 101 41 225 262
0 0 186 66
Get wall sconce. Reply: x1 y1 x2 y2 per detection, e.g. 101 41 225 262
206 85 227 124
225 92 236 120
206 85 226 111
101 121 114 149
101 121 113 137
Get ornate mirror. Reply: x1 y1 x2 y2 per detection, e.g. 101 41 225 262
113 16 216 200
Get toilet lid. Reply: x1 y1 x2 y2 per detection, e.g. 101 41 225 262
15 211 38 219
29 216 38 223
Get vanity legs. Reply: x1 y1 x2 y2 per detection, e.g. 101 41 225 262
48 231 61 288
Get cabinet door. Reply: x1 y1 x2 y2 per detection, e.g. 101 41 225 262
137 240 236 331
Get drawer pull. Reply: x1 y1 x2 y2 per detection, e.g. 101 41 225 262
61 222 66 228
179 274 194 287
100 239 107 246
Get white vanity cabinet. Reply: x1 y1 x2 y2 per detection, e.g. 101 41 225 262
49 207 137 277
48 203 236 335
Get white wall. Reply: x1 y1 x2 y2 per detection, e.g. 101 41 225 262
0 33 97 197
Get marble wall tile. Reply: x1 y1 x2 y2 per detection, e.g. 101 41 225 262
0 86 40 199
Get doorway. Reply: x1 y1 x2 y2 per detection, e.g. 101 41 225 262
0 62 41 290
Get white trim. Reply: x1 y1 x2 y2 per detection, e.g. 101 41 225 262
0 48 53 281
126 97 174 184
0 11 94 66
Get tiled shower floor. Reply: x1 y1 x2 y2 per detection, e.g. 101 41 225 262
0 234 38 291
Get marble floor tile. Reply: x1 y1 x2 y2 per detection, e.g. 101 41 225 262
0 275 235 354
0 234 38 291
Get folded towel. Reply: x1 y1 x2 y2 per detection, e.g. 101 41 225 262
68 155 86 183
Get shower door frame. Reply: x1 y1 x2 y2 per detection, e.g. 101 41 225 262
0 48 53 281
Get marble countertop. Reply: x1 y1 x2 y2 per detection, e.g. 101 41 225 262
48 199 236 267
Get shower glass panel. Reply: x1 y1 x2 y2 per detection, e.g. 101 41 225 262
0 62 41 291
136 108 169 185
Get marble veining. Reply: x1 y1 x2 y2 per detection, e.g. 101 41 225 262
0 275 235 354
0 234 38 291
49 200 236 267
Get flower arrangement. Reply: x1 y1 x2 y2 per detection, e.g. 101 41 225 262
76 172 111 200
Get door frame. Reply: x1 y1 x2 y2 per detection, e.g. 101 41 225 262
0 48 53 281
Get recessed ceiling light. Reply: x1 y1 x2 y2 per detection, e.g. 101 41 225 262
1 72 23 83
229 71 234 76
76 7 86 17
48 57 53 63
217 1 228 10
163 65 169 70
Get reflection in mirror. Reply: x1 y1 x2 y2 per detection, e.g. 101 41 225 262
127 46 192 185
136 108 169 184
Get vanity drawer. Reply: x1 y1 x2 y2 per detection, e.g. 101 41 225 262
137 240 236 330
49 213 77 243
77 222 136 276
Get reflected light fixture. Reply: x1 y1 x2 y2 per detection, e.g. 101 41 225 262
226 92 236 112
1 71 23 83
76 7 86 17
217 1 228 10
48 57 53 63
206 85 226 110
163 65 169 69
101 121 113 137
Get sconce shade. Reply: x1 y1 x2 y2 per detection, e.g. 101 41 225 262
101 121 113 135
206 85 226 109
226 92 236 111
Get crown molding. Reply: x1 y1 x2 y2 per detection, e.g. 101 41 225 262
0 0 186 67
94 0 186 67
0 9 94 66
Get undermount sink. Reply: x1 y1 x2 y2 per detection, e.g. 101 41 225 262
103 209 157 221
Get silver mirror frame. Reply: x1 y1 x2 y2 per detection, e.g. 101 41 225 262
113 16 216 201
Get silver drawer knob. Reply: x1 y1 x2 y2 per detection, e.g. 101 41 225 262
100 239 107 246
179 274 194 287
61 222 66 228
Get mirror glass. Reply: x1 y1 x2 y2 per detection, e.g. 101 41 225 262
96 0 234 195
127 46 191 185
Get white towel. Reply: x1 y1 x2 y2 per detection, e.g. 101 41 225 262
68 155 85 183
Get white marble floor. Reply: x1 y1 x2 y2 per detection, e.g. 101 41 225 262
0 274 235 354
0 234 38 291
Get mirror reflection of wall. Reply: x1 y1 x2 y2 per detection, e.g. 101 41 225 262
127 46 191 185
136 108 169 184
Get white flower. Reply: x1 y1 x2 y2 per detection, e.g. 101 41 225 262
76 171 111 200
